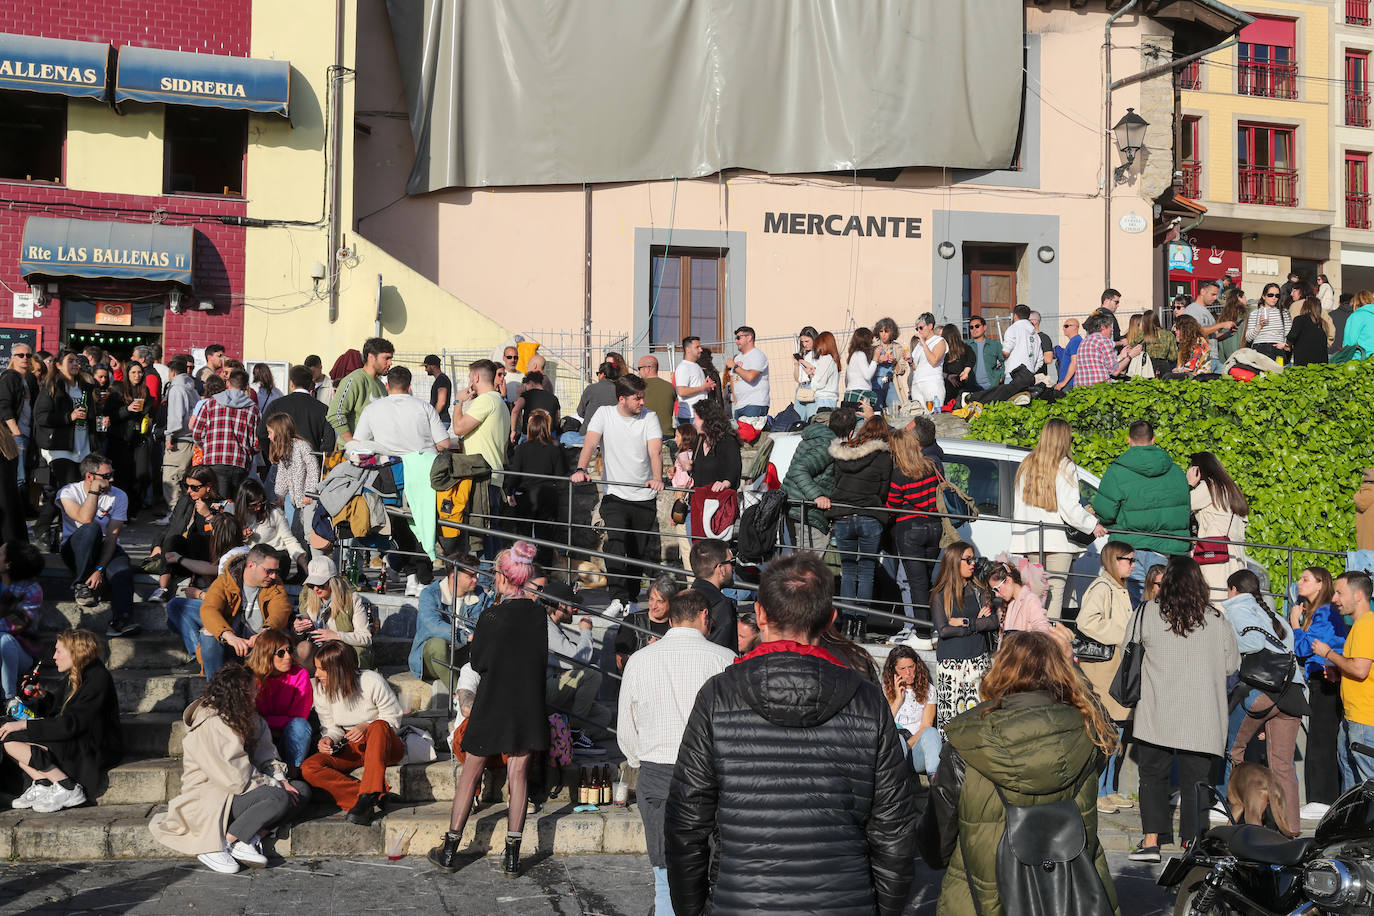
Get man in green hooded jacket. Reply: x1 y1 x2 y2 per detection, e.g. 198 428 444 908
1090 419 1190 604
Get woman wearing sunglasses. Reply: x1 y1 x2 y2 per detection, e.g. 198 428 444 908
929 541 999 734
233 478 308 581
248 629 313 773
147 465 222 603
1244 282 1292 361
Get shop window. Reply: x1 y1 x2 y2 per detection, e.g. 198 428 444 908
0 90 65 184
648 248 725 348
164 107 246 196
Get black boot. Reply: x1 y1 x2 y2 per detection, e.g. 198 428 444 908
503 835 522 878
346 792 379 826
427 830 463 873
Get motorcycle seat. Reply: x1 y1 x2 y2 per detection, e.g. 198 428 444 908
1213 824 1313 866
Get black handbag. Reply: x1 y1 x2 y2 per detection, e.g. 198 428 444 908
1108 608 1144 708
1065 525 1096 548
1071 632 1115 663
1237 626 1297 695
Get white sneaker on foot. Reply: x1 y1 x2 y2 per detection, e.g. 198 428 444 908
404 574 422 597
229 839 267 867
1209 804 1231 826
32 782 86 813
10 781 52 809
1300 802 1330 820
887 627 915 645
198 844 241 874
147 587 167 603
153 515 172 526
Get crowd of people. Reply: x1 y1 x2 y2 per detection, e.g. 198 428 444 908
0 311 1368 913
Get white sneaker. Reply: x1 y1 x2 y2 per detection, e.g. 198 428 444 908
1300 802 1330 820
153 515 172 526
10 781 52 809
909 635 936 651
31 782 86 813
1209 804 1231 826
147 587 167 603
887 626 915 645
404 574 422 598
197 844 241 874
229 839 267 867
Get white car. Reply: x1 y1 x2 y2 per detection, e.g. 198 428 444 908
760 433 1105 611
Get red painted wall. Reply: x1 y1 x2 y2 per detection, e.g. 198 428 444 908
0 0 253 358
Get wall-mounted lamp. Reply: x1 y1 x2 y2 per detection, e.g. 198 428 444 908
937 241 957 260
1112 107 1149 185
1036 245 1056 264
27 283 47 308
168 289 184 314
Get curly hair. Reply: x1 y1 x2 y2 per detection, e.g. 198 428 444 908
981 631 1119 756
200 664 261 755
692 398 735 448
1157 555 1216 637
881 645 931 706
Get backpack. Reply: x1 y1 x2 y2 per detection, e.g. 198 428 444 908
992 763 1113 916
736 489 788 564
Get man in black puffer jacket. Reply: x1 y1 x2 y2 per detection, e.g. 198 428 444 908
666 552 917 915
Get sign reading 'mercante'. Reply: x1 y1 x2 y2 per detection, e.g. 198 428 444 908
763 212 922 238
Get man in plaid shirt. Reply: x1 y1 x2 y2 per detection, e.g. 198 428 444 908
191 367 260 496
1064 313 1122 388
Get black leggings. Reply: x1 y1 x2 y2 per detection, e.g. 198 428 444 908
1306 676 1344 805
1138 740 1218 845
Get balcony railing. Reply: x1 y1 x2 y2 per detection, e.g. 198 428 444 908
1351 0 1371 26
1349 192 1371 229
1180 160 1201 198
1239 167 1299 206
1238 59 1299 99
1178 60 1201 90
1350 89 1372 127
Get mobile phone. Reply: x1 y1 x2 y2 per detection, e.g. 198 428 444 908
793 353 802 360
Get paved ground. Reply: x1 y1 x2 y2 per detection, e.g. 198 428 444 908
0 853 1175 915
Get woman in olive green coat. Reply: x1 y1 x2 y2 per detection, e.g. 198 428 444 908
918 631 1120 916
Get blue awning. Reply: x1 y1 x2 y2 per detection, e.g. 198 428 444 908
0 33 110 100
20 217 194 286
115 45 289 117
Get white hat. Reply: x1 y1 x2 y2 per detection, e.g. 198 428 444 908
304 556 337 587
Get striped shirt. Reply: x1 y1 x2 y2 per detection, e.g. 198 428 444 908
886 467 940 523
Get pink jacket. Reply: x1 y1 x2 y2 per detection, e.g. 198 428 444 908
255 665 313 730
1002 590 1052 635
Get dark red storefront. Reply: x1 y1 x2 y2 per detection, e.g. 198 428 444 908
1166 229 1243 301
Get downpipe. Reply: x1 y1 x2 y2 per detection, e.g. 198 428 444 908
1102 0 1141 290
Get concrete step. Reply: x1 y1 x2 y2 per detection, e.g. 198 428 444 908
97 757 182 806
387 669 452 714
119 712 188 758
113 671 204 714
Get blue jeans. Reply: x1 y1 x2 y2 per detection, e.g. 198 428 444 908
165 598 203 658
833 515 883 617
1127 549 1168 607
14 435 25 488
794 396 818 422
873 365 901 410
653 865 674 916
199 632 230 680
0 633 32 700
273 717 314 768
61 524 134 624
907 727 942 774
815 396 837 411
1339 719 1374 792
1098 727 1125 797
733 404 768 421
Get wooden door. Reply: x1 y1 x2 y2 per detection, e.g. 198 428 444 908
970 269 1016 327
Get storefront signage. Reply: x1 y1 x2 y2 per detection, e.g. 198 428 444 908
763 212 922 238
1168 242 1193 273
94 301 132 326
0 33 110 100
1167 229 1242 282
19 217 195 286
115 45 290 117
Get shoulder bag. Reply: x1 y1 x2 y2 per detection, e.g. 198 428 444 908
1237 626 1297 695
1108 607 1145 708
1193 510 1234 566
938 477 979 548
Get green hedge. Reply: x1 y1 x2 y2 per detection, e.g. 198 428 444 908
965 361 1374 589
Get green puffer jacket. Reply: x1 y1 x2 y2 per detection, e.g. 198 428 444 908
1090 444 1190 555
781 422 839 533
919 691 1119 916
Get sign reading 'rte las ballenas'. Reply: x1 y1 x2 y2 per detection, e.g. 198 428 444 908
0 33 111 100
763 212 923 238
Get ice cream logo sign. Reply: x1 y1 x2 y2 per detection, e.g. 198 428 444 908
1167 236 1231 276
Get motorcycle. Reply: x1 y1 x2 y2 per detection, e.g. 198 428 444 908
1160 743 1374 915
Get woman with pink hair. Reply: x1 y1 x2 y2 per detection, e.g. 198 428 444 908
427 542 550 878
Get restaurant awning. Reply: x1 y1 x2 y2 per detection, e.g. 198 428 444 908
115 45 289 117
19 217 194 286
0 33 111 100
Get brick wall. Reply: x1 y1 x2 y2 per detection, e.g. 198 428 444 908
0 0 253 357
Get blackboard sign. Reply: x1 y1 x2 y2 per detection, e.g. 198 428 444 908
0 327 39 358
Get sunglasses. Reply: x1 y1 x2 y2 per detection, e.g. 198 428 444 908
1264 293 1279 299
186 481 208 490
1119 556 1136 563
259 566 282 577
969 324 984 330
1173 305 1186 311
1062 323 1074 329
92 471 114 480
504 354 518 361
960 556 975 565
716 556 736 568
12 354 30 359
273 648 291 658
734 334 748 340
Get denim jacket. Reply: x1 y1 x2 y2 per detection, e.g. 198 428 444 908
1290 602 1349 680
407 578 493 678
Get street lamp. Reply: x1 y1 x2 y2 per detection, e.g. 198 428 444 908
1112 107 1149 184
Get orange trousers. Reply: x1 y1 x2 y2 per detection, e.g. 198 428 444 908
301 720 404 809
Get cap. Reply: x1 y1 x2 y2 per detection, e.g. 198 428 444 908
540 579 576 606
423 354 441 367
304 556 337 587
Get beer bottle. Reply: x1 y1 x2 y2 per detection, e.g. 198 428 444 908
577 767 589 805
600 766 612 805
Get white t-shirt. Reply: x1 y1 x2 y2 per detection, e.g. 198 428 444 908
732 348 770 409
894 687 935 732
674 359 707 406
912 333 946 385
351 393 449 456
586 405 663 502
1002 319 1038 376
796 349 816 384
58 482 128 540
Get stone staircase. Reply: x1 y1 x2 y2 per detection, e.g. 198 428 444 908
8 592 641 863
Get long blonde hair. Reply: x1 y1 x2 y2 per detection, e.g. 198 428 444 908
1015 418 1073 512
981 631 1120 756
57 629 104 713
889 429 937 481
300 575 356 619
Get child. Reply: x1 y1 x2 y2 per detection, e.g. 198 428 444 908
672 423 697 489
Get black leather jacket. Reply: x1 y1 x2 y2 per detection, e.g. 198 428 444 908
666 647 916 915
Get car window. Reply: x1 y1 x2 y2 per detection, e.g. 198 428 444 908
943 456 1000 518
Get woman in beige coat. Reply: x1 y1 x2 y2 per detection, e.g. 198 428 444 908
149 666 310 874
1075 540 1137 815
1188 452 1249 601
